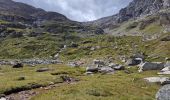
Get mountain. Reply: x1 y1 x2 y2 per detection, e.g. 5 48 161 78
0 0 103 37
89 0 170 35
0 0 68 22
0 0 104 59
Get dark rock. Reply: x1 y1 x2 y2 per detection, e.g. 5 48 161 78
113 65 125 70
156 84 170 100
86 67 99 73
139 62 164 72
36 68 49 72
161 36 170 41
13 63 23 68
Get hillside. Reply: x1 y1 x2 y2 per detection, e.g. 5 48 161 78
0 0 170 100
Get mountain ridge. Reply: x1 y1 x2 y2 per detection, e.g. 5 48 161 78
88 0 170 35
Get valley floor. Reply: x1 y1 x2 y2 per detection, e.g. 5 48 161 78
0 64 164 100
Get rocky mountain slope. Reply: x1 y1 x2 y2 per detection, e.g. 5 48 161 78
89 0 170 35
0 0 103 38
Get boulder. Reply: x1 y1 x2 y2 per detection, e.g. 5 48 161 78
139 62 164 72
36 68 49 72
98 67 115 74
12 63 23 68
158 62 170 75
113 65 125 70
0 97 6 100
144 77 170 84
93 59 105 67
126 58 143 66
86 67 98 73
156 84 170 100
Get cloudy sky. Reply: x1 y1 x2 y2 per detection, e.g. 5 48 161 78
14 0 132 22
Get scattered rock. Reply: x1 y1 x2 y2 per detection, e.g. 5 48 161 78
86 67 98 73
113 65 125 70
12 63 23 68
68 61 84 67
156 84 170 100
36 68 49 72
139 62 164 72
144 77 170 84
108 63 118 68
60 76 79 83
85 72 94 75
93 59 105 66
99 67 115 74
126 58 143 66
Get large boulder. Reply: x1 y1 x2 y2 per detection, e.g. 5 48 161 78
86 67 99 73
126 53 144 66
156 84 170 100
126 58 143 66
139 62 164 72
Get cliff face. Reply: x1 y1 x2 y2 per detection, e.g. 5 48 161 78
90 0 170 30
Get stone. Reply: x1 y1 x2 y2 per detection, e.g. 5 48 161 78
108 63 118 68
36 68 49 72
98 67 115 74
85 72 94 75
0 97 6 100
156 85 170 100
144 77 170 84
139 62 164 72
86 67 98 73
12 63 23 68
165 62 170 67
113 65 125 70
126 58 143 66
93 59 105 66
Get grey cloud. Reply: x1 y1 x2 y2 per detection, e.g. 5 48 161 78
13 0 132 22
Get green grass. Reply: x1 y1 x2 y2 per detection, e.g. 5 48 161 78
31 67 161 100
0 64 84 95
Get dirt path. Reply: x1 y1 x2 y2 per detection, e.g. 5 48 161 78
4 82 77 100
